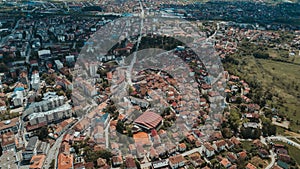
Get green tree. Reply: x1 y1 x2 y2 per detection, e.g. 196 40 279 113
34 126 49 141
116 120 124 134
228 109 241 133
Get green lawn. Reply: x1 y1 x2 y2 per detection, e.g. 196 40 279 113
241 141 254 152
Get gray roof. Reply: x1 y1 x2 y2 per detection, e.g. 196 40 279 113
26 136 38 151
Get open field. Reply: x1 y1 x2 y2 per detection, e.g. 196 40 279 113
224 54 300 133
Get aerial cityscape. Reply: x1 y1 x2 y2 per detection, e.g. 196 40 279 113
0 0 300 169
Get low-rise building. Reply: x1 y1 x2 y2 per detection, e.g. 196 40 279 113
169 154 185 169
0 117 19 134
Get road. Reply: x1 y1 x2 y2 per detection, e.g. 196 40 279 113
265 150 275 169
43 133 64 169
126 0 144 86
267 136 300 149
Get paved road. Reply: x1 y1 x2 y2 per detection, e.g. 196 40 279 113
43 134 64 169
126 0 144 86
265 150 275 169
267 136 300 149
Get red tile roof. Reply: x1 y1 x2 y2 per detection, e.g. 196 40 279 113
134 111 162 129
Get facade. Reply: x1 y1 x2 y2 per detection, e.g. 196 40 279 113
31 73 40 91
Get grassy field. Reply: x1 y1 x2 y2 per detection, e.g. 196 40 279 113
225 54 300 133
257 59 300 132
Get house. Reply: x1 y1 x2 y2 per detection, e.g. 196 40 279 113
125 157 137 169
227 152 237 163
238 151 247 160
178 143 186 152
275 148 288 155
166 142 177 155
203 142 215 158
246 163 257 169
225 139 234 149
169 154 185 169
220 158 231 168
258 149 269 159
112 155 123 166
272 165 284 169
97 158 107 168
152 159 169 169
133 132 150 145
230 137 241 146
189 152 205 168
278 154 291 163
213 140 227 152
149 147 159 160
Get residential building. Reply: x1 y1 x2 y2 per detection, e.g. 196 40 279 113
22 136 39 161
0 117 19 134
169 154 185 169
203 142 215 158
125 157 137 169
0 132 15 151
58 153 73 169
31 73 40 91
29 154 46 169
152 159 169 169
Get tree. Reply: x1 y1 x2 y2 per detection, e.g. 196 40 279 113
116 120 124 134
262 118 276 136
228 109 241 133
34 126 49 141
221 127 233 138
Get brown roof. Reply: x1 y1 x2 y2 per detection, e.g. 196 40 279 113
58 153 73 169
169 154 185 165
134 110 162 129
204 142 215 151
215 140 227 148
125 157 137 168
272 165 283 169
0 132 15 147
246 163 257 169
220 158 231 167
0 117 19 131
230 136 241 145
238 151 247 159
29 155 46 169
133 132 150 145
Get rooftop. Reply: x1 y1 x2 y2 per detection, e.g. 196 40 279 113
0 117 19 131
29 154 46 169
134 110 162 130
